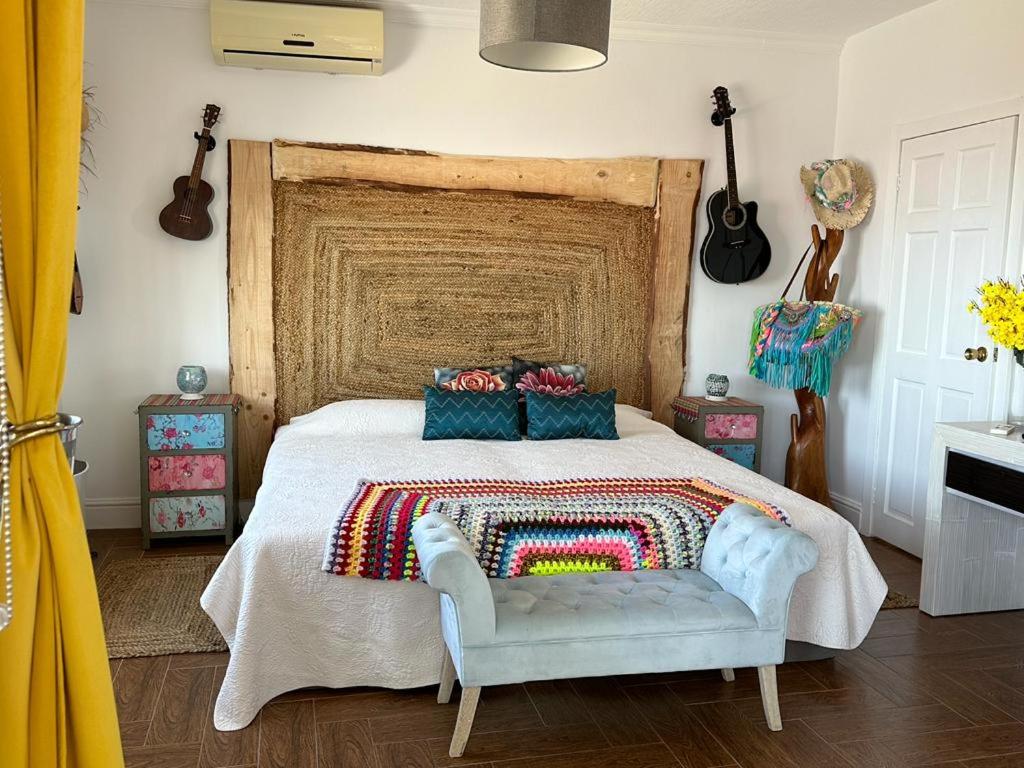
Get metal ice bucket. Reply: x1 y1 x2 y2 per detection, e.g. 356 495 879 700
57 413 83 469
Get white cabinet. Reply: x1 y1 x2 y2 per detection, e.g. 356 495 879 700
922 422 1024 615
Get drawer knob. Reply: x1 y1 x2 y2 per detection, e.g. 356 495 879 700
183 470 193 477
183 430 192 437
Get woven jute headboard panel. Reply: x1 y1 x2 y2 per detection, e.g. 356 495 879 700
228 140 703 497
272 180 656 425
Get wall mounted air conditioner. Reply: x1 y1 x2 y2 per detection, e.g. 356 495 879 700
210 0 383 75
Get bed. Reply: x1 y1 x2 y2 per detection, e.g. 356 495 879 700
201 399 887 730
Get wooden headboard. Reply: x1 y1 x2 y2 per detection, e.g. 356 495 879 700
228 140 703 497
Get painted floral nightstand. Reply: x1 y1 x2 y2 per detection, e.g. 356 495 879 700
672 395 764 474
137 394 241 548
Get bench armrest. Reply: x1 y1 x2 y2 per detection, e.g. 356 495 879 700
700 504 819 629
412 513 496 645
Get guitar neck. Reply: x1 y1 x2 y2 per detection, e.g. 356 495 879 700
723 118 739 208
186 128 212 191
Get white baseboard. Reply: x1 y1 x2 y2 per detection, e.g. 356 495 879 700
83 497 140 530
830 492 862 530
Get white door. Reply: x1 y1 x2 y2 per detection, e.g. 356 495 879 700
873 117 1018 556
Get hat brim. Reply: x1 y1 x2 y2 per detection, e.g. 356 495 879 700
801 161 875 230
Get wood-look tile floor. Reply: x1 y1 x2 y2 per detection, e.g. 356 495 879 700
91 529 1024 768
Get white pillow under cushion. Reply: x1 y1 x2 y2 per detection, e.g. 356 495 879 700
282 399 654 440
284 399 426 438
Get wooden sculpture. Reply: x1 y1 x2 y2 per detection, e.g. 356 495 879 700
784 225 843 508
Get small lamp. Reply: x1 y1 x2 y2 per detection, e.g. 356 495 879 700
479 0 612 72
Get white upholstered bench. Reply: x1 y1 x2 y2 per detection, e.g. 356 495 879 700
411 503 819 758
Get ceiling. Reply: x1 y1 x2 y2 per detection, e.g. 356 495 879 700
360 0 939 41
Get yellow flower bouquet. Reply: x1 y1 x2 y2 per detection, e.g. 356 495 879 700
968 278 1024 363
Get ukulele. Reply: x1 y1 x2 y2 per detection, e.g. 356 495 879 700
699 87 771 284
159 104 220 241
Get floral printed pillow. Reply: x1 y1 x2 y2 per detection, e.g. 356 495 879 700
511 357 587 432
434 365 513 392
512 357 587 397
516 367 586 396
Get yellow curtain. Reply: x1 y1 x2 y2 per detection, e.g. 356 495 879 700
0 0 125 765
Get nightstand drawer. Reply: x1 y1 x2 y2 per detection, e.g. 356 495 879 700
146 412 225 451
705 413 758 440
707 443 757 470
148 454 226 492
150 495 225 532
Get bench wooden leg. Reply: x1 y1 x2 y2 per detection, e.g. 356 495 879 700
438 648 456 704
449 686 481 758
757 665 782 731
721 668 735 682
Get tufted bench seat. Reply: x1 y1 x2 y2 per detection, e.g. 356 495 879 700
492 570 758 641
412 503 818 758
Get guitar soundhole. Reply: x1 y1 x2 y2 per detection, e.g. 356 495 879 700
723 205 747 230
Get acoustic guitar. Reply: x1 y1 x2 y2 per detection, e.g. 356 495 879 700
159 103 220 241
699 87 771 284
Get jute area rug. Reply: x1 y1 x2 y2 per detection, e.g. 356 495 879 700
881 588 919 610
97 555 228 659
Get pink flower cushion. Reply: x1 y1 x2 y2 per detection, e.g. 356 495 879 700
512 356 587 396
515 367 585 397
443 369 506 392
511 357 587 432
434 365 513 392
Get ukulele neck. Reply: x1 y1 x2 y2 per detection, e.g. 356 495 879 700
723 117 740 208
186 128 212 194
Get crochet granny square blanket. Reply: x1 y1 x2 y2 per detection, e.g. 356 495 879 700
322 478 789 581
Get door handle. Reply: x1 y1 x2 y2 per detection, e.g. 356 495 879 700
964 346 988 362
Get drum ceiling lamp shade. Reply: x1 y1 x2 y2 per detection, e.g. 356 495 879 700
479 0 612 72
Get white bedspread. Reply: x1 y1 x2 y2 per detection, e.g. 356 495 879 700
202 400 886 730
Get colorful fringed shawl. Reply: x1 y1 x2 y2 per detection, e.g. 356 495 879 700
749 300 862 397
322 477 789 581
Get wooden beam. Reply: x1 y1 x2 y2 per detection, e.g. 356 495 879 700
229 139 701 474
272 140 660 207
228 140 275 499
648 159 704 426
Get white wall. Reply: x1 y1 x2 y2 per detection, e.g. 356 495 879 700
70 1 839 527
830 0 1024 528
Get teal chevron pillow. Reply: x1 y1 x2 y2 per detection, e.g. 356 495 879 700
423 387 521 441
525 390 619 440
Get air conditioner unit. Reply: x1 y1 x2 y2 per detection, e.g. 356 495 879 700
210 0 383 75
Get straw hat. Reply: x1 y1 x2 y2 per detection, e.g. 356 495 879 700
800 159 874 230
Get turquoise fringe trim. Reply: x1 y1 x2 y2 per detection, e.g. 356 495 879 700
748 301 862 398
